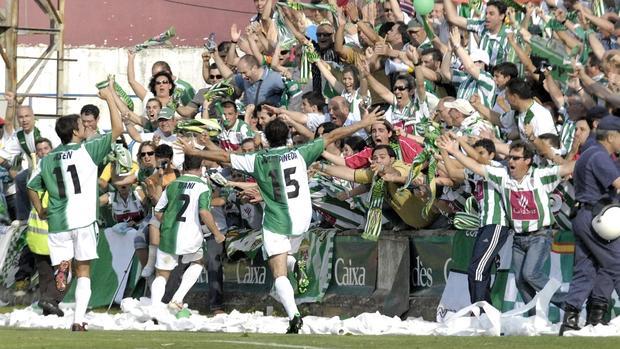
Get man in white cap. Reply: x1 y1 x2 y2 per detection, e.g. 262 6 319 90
441 27 497 108
444 99 493 137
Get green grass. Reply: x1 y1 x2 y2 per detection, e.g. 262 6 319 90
0 328 619 349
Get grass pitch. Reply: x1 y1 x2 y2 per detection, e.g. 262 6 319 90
0 328 619 349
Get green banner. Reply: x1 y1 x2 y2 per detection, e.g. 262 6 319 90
409 234 454 296
326 235 377 296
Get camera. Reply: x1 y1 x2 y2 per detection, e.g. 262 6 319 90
538 60 552 72
204 33 217 53
158 160 169 169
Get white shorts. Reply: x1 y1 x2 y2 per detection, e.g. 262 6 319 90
262 228 304 258
155 248 203 271
48 224 99 266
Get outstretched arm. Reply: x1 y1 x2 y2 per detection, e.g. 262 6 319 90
437 135 487 177
322 107 384 146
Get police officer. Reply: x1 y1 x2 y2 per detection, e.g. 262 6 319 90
560 115 620 335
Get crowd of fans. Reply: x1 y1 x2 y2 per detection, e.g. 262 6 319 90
2 0 620 333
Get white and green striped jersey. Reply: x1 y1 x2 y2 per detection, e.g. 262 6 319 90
230 138 325 236
464 161 507 226
27 133 113 233
485 165 561 234
452 69 496 108
466 20 510 67
155 174 212 255
558 113 575 155
218 119 255 152
517 100 558 142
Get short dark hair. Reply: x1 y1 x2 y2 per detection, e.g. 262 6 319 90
487 1 507 15
80 104 100 118
183 154 203 171
55 114 80 145
301 91 326 110
221 100 237 111
379 22 409 45
314 121 338 139
538 133 561 149
509 140 535 160
35 137 53 149
395 74 414 91
473 138 496 155
372 144 397 158
492 62 519 80
264 118 289 148
586 106 608 130
255 101 275 118
507 78 533 100
154 144 174 160
149 71 176 96
420 47 442 62
344 136 367 153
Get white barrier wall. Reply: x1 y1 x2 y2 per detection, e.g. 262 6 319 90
0 45 207 131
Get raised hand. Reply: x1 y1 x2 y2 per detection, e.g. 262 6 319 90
231 23 241 43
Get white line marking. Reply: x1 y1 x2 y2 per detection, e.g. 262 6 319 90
204 339 330 349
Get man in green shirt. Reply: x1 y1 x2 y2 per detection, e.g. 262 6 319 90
27 86 123 331
179 109 383 333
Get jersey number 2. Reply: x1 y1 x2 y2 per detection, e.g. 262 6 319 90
53 165 81 199
176 194 191 222
270 167 299 202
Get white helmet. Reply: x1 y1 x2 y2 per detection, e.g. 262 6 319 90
592 204 620 240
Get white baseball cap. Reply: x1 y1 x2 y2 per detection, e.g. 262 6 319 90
444 99 475 116
470 48 490 66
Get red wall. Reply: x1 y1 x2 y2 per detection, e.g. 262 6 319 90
14 0 257 47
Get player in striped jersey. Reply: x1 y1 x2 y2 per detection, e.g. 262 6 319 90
178 110 383 333
442 28 496 109
439 137 510 304
442 140 575 309
27 86 123 331
150 154 225 314
444 0 510 67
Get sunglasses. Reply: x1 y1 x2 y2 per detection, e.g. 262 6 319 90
316 32 333 37
508 155 526 161
155 80 169 85
209 74 223 79
393 86 408 91
140 151 155 157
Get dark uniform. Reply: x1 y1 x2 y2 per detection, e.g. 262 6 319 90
561 115 620 335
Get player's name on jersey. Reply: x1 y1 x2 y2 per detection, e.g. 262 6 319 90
179 181 196 190
53 151 74 161
280 152 298 162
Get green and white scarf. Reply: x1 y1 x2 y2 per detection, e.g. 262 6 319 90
453 196 481 231
362 176 385 241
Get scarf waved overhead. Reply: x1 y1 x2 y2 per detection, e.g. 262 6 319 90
96 76 134 111
131 27 176 53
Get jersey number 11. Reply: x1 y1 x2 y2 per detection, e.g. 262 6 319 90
53 165 82 199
